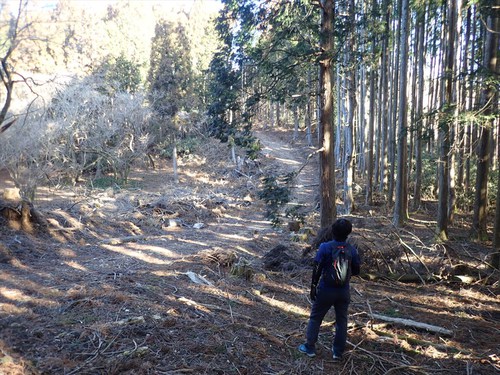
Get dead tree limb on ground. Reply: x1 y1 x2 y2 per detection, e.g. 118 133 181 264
371 313 453 336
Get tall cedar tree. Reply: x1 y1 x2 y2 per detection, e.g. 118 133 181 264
474 1 499 240
318 0 337 226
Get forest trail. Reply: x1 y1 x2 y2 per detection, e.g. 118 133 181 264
255 128 319 217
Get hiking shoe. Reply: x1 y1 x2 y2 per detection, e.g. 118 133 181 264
298 343 316 358
332 354 342 362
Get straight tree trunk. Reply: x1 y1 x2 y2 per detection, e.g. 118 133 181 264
359 62 366 175
437 0 457 240
276 102 281 127
319 0 336 227
173 135 179 184
317 66 322 144
357 0 368 178
269 101 275 128
457 7 471 192
414 6 426 209
448 0 463 224
378 0 390 192
466 8 478 194
366 68 376 205
426 26 437 155
306 70 313 146
409 14 418 200
473 11 498 240
494 51 500 269
344 0 356 214
293 105 299 142
393 0 410 226
388 0 403 204
336 70 344 166
464 5 477 196
495 115 500 269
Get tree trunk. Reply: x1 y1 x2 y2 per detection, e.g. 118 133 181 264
494 49 500 269
448 1 463 224
426 24 437 156
437 0 457 240
367 0 381 206
344 0 356 214
393 0 410 227
409 14 418 205
457 7 471 194
336 70 344 167
306 70 313 146
473 10 498 240
359 63 366 176
414 6 426 209
319 0 336 227
293 105 299 142
269 101 274 128
466 8 478 195
388 0 402 204
276 102 281 128
173 136 179 184
378 0 390 193
366 68 376 206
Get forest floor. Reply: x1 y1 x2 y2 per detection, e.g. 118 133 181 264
0 127 498 375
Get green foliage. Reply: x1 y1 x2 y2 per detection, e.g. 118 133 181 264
489 168 499 205
94 54 142 96
418 148 500 213
383 307 401 318
206 52 240 142
258 172 303 227
207 0 319 156
148 20 193 118
420 153 438 199
161 137 200 159
231 128 261 160
89 176 127 189
455 184 475 212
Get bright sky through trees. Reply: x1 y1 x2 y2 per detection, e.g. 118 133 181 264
29 0 222 12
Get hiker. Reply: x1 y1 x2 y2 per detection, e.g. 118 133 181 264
298 218 361 361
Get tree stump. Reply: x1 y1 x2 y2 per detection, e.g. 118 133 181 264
0 199 47 233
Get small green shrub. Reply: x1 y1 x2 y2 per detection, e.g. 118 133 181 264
420 153 438 199
161 137 200 159
89 177 127 189
258 172 303 227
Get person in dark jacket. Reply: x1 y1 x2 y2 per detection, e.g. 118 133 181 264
298 218 361 361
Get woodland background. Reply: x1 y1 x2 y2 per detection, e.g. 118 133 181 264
0 0 499 374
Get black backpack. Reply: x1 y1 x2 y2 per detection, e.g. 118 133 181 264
328 244 352 286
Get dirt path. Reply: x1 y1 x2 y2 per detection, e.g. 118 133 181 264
255 129 319 216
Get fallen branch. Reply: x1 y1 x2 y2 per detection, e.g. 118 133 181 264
397 234 431 275
177 296 251 321
101 234 147 244
372 328 468 354
361 272 438 283
101 233 176 245
383 365 431 375
184 271 213 286
371 313 453 336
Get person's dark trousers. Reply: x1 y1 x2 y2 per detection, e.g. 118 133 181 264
306 286 350 356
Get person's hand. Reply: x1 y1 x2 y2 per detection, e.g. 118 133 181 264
310 284 317 301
